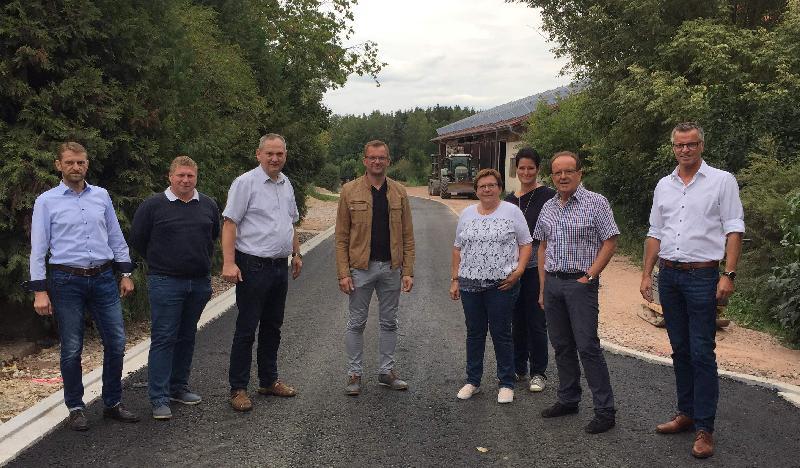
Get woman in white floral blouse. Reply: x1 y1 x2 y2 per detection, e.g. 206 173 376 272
449 169 532 404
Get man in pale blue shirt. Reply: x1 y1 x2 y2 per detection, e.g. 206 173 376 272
29 142 140 431
221 133 303 412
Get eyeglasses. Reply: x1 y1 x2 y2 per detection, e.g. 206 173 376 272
551 169 579 178
365 157 388 162
477 183 498 190
672 141 701 150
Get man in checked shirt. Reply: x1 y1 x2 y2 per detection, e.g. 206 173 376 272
532 151 619 434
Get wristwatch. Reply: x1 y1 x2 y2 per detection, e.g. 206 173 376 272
291 252 302 259
722 271 736 281
121 272 132 278
583 272 596 282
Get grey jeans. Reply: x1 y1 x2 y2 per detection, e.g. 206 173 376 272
346 261 401 376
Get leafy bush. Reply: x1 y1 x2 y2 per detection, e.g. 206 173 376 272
735 149 800 345
315 163 340 192
387 158 413 181
768 192 800 343
1 0 383 335
339 159 362 181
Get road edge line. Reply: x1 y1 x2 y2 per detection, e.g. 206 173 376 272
600 339 800 407
0 225 336 466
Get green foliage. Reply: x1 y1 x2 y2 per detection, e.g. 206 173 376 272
305 185 339 202
387 159 413 181
1 0 382 313
315 163 341 192
768 191 800 342
523 93 594 172
732 149 800 343
515 0 800 342
339 159 362 181
325 105 475 167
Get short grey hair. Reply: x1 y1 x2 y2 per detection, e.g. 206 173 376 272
671 122 705 143
258 133 287 151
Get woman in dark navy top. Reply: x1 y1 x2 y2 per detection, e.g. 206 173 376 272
504 148 556 393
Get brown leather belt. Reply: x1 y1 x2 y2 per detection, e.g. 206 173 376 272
659 258 719 270
49 261 113 277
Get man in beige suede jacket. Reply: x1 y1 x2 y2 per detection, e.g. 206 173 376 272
335 139 415 396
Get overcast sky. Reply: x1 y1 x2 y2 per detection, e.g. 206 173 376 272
322 0 572 116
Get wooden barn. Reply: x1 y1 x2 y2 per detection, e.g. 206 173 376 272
432 85 578 193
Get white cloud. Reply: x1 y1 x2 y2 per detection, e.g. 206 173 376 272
323 0 572 115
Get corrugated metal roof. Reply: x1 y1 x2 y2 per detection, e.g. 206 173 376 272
435 84 580 138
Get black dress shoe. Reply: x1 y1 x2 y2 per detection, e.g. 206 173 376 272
68 409 89 431
541 402 579 418
585 414 616 434
103 403 140 423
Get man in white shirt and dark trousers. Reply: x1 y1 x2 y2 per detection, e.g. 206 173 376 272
221 134 304 412
641 122 745 459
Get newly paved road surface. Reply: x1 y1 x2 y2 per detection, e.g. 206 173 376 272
9 198 800 467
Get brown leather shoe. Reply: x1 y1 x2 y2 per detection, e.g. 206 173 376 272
691 430 715 458
257 379 297 397
656 414 694 434
230 389 252 412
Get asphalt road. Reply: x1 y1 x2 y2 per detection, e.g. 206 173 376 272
9 197 800 467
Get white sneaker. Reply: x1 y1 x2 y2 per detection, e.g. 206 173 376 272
457 384 480 400
497 387 514 404
529 374 546 393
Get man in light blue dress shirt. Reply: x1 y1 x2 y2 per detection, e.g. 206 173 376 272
29 142 140 431
221 133 303 412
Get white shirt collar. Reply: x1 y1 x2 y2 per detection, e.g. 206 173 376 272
164 187 199 202
670 160 710 181
257 166 286 184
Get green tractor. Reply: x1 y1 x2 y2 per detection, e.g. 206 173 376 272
428 153 477 199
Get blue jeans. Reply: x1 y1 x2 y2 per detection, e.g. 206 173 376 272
460 283 519 389
229 251 289 391
147 275 211 407
512 267 548 377
659 266 719 433
48 268 126 410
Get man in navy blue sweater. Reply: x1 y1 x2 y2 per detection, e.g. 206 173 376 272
131 156 221 420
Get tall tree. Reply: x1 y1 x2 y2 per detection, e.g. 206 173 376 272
0 0 383 313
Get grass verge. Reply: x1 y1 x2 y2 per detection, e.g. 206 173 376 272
306 186 339 201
